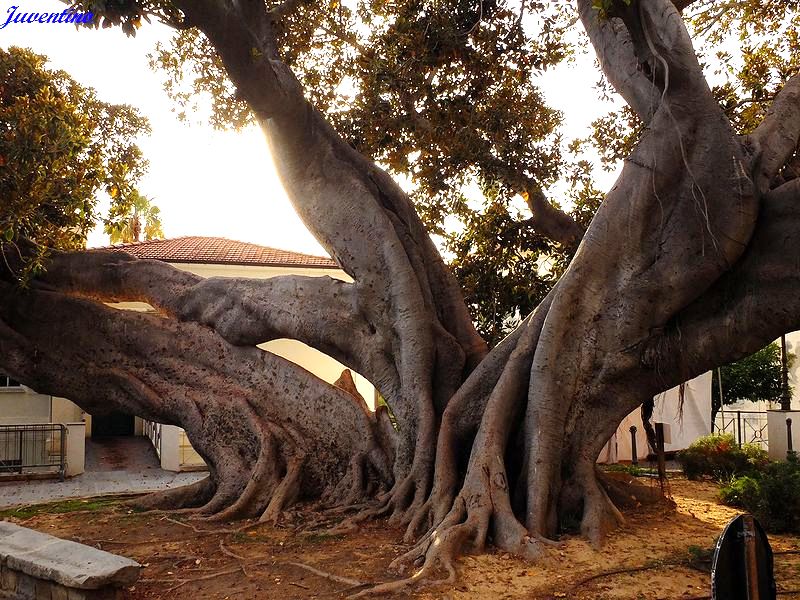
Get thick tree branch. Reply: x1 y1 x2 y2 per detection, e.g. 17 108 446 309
33 249 398 397
751 73 800 192
577 0 714 121
651 177 800 386
576 0 660 122
0 283 393 509
523 183 585 247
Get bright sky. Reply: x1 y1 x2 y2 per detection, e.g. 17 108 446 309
0 0 618 256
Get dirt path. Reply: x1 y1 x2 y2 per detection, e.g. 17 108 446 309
2 478 799 599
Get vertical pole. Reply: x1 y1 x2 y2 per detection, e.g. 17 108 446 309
787 418 794 457
655 422 666 486
742 514 761 600
59 425 66 481
781 335 791 411
737 411 743 447
716 367 725 432
630 426 638 466
17 428 23 474
736 410 742 446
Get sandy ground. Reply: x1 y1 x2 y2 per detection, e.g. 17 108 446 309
2 477 799 599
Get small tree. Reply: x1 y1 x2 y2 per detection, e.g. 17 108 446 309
105 191 164 244
712 342 792 421
0 46 150 280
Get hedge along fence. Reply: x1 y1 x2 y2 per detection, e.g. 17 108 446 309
676 433 769 481
719 453 800 534
677 433 800 534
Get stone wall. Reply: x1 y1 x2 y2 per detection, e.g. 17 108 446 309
0 564 122 599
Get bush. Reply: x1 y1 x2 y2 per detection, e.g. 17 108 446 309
718 474 761 507
677 434 768 481
719 453 800 533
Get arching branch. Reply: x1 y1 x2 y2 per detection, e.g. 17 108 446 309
751 73 800 192
523 183 585 247
576 0 661 122
0 282 393 514
33 250 398 395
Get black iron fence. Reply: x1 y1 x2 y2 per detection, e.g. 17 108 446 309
713 410 769 449
0 424 66 479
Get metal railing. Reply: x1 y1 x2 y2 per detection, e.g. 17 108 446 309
0 424 66 479
714 411 769 449
143 419 162 458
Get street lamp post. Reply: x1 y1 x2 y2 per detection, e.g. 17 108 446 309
781 335 791 411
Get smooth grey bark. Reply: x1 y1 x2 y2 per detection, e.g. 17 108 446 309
1 0 800 590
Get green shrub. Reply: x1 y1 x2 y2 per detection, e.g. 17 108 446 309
718 474 761 507
677 434 768 481
719 454 800 533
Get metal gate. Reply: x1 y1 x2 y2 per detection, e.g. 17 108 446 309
714 411 769 449
0 424 66 479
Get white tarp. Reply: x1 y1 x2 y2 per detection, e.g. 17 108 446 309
598 371 713 463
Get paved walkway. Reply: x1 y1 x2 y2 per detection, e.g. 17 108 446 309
85 437 162 472
0 436 206 509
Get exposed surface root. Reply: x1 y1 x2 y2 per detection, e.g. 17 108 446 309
599 470 670 509
324 460 431 535
579 471 627 547
131 476 216 512
288 561 364 587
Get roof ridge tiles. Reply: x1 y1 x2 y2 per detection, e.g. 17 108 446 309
89 236 337 269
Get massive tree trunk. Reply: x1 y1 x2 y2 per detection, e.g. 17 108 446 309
2 0 800 590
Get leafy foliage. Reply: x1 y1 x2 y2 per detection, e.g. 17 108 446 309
677 434 768 481
0 46 150 281
712 342 792 412
692 0 800 138
720 453 800 533
105 190 164 244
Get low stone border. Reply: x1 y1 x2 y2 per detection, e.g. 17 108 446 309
0 522 140 599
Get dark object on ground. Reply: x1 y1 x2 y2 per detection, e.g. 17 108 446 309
711 514 776 600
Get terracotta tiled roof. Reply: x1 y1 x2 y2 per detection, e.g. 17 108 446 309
97 236 337 269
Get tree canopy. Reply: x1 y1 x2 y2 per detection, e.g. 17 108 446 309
0 46 150 280
713 342 793 416
138 0 797 344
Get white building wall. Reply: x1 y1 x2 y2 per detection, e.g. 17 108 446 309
64 422 86 476
783 331 800 410
599 372 713 463
51 396 84 424
0 387 51 425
